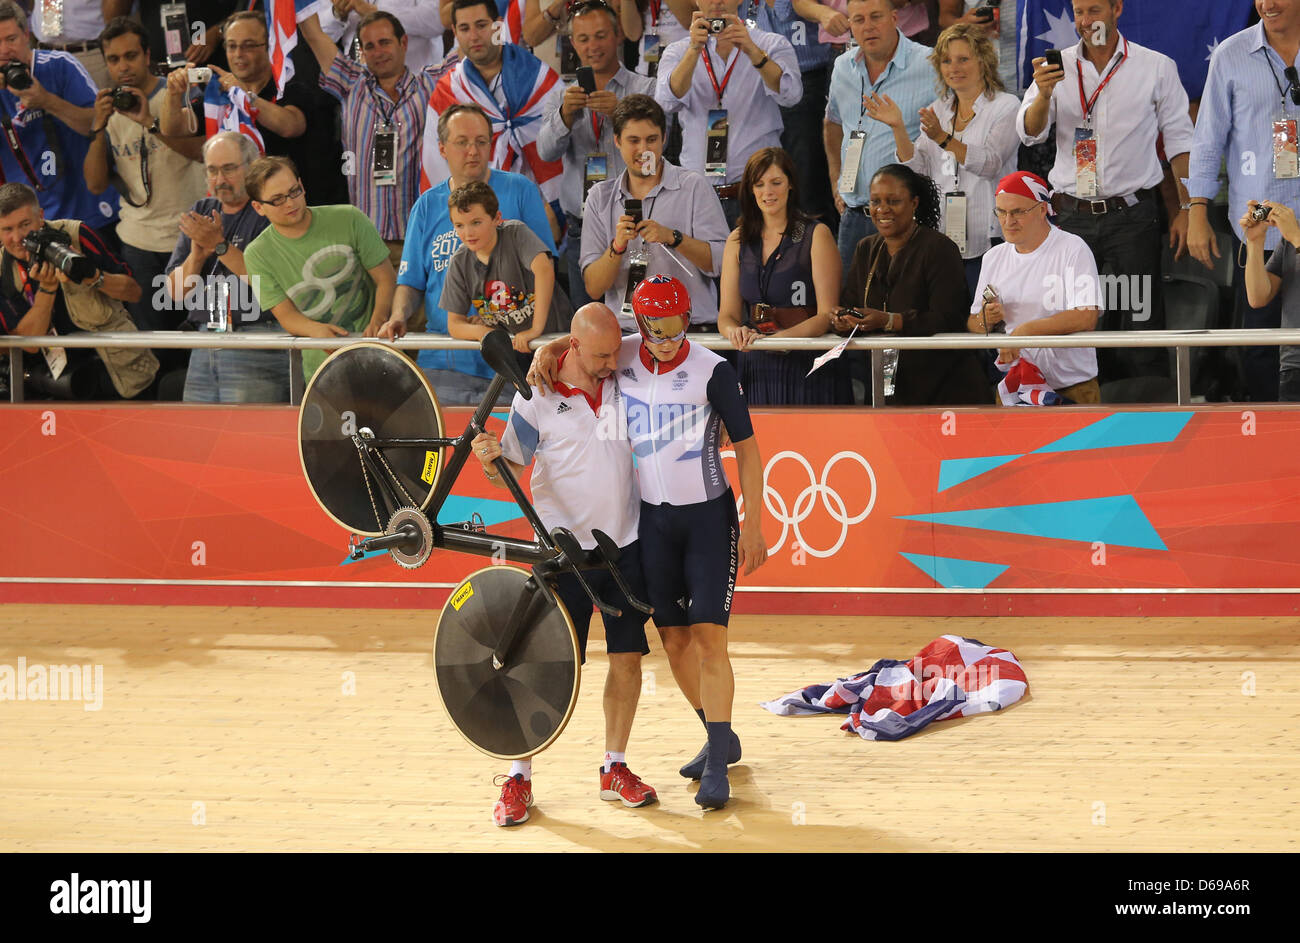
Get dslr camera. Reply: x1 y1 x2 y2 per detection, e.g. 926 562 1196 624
22 226 98 283
110 86 138 112
2 59 32 91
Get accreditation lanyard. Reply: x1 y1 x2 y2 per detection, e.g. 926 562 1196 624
1076 37 1128 126
649 0 660 27
0 112 44 190
590 110 604 142
702 43 741 108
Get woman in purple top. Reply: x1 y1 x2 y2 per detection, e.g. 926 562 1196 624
718 147 849 405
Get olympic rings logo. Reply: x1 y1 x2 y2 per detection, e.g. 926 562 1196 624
727 450 877 558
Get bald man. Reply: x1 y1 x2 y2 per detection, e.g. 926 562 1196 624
471 304 657 827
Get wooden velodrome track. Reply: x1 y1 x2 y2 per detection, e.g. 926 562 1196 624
2 603 1296 852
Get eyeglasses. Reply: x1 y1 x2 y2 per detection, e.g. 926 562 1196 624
205 162 242 177
224 41 267 54
993 205 1040 221
257 184 304 207
1286 66 1300 107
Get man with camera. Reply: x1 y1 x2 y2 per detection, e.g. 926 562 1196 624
655 0 802 229
0 182 158 400
536 0 654 310
1242 200 1300 403
0 1 118 235
84 17 207 345
580 94 729 333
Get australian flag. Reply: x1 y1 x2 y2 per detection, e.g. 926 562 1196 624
1017 0 1253 100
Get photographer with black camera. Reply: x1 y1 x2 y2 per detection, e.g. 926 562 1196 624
84 17 206 347
0 1 116 234
1243 199 1300 403
0 182 157 400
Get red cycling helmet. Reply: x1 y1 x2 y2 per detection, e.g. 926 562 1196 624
631 274 691 343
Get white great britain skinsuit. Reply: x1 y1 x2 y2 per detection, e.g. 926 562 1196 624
602 335 754 507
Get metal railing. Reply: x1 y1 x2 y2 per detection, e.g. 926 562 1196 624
5 328 1300 406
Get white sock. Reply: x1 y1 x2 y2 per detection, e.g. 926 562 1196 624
603 751 626 773
510 759 532 780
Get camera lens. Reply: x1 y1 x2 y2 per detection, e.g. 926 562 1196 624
111 87 136 112
4 61 32 91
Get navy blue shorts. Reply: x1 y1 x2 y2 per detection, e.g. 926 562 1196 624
638 490 739 629
552 540 651 664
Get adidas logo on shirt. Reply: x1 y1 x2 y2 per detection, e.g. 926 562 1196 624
556 402 572 414
621 368 636 380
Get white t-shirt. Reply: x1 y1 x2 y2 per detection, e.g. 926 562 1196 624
971 225 1101 389
499 357 640 550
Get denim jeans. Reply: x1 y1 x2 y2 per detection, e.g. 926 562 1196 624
181 322 292 403
564 213 594 311
837 206 877 273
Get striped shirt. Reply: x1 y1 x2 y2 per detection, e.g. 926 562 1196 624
319 56 440 241
1189 22 1300 249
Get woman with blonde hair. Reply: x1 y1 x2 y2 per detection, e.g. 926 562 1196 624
864 21 1020 295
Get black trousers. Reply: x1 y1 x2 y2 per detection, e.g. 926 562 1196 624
1230 234 1283 402
1055 194 1166 383
779 65 838 235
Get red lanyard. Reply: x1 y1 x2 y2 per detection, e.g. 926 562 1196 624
649 0 661 26
590 111 603 142
0 113 45 190
702 45 741 108
1076 37 1128 122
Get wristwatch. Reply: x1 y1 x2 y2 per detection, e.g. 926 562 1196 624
214 241 230 257
670 229 684 248
147 117 161 135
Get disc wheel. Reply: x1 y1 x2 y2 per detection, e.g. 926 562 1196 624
298 342 445 536
434 565 580 760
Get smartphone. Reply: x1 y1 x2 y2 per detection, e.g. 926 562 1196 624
576 65 596 94
1044 48 1063 70
624 198 643 225
974 5 995 21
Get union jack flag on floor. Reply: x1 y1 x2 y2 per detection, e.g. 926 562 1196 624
760 635 1028 741
203 79 265 153
418 43 563 203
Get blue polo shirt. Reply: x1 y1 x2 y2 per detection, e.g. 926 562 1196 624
0 51 119 229
398 169 554 379
825 30 933 207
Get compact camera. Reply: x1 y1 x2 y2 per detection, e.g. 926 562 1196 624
188 67 212 85
1251 204 1273 222
709 17 726 33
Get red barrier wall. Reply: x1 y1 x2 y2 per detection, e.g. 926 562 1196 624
2 404 1298 615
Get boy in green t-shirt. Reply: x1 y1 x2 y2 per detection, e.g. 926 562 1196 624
243 156 395 381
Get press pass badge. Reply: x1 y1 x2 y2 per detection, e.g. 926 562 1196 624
705 109 728 180
583 153 607 202
1074 126 1099 198
620 255 649 320
161 3 189 68
945 191 968 255
1274 116 1299 180
642 33 661 76
839 130 866 193
373 125 397 187
42 327 67 380
206 278 231 332
41 0 64 39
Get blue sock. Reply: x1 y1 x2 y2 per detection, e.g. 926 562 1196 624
705 721 732 767
694 707 708 728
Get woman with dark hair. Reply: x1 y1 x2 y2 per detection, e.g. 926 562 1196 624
717 147 849 405
834 163 988 406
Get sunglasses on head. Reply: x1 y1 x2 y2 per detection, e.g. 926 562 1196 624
1287 66 1300 107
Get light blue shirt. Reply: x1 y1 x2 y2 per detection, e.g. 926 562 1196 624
1189 22 1300 249
826 31 935 206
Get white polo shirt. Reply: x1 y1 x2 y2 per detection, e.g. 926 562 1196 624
971 225 1100 390
499 354 640 550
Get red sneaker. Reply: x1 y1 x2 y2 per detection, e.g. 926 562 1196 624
492 774 533 827
599 763 658 808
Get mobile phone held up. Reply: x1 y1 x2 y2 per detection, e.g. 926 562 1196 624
624 198 643 225
576 66 596 94
1044 48 1063 71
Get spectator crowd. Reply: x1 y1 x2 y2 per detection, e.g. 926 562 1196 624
0 0 1295 406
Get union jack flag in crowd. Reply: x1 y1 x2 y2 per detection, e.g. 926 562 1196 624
418 44 564 204
258 0 331 97
203 79 265 153
761 636 1029 741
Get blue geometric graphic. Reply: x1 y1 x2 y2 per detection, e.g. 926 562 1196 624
899 553 1009 589
936 412 1194 491
897 495 1167 551
339 495 522 566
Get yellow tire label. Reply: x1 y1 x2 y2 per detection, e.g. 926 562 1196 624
421 450 439 484
450 582 473 611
